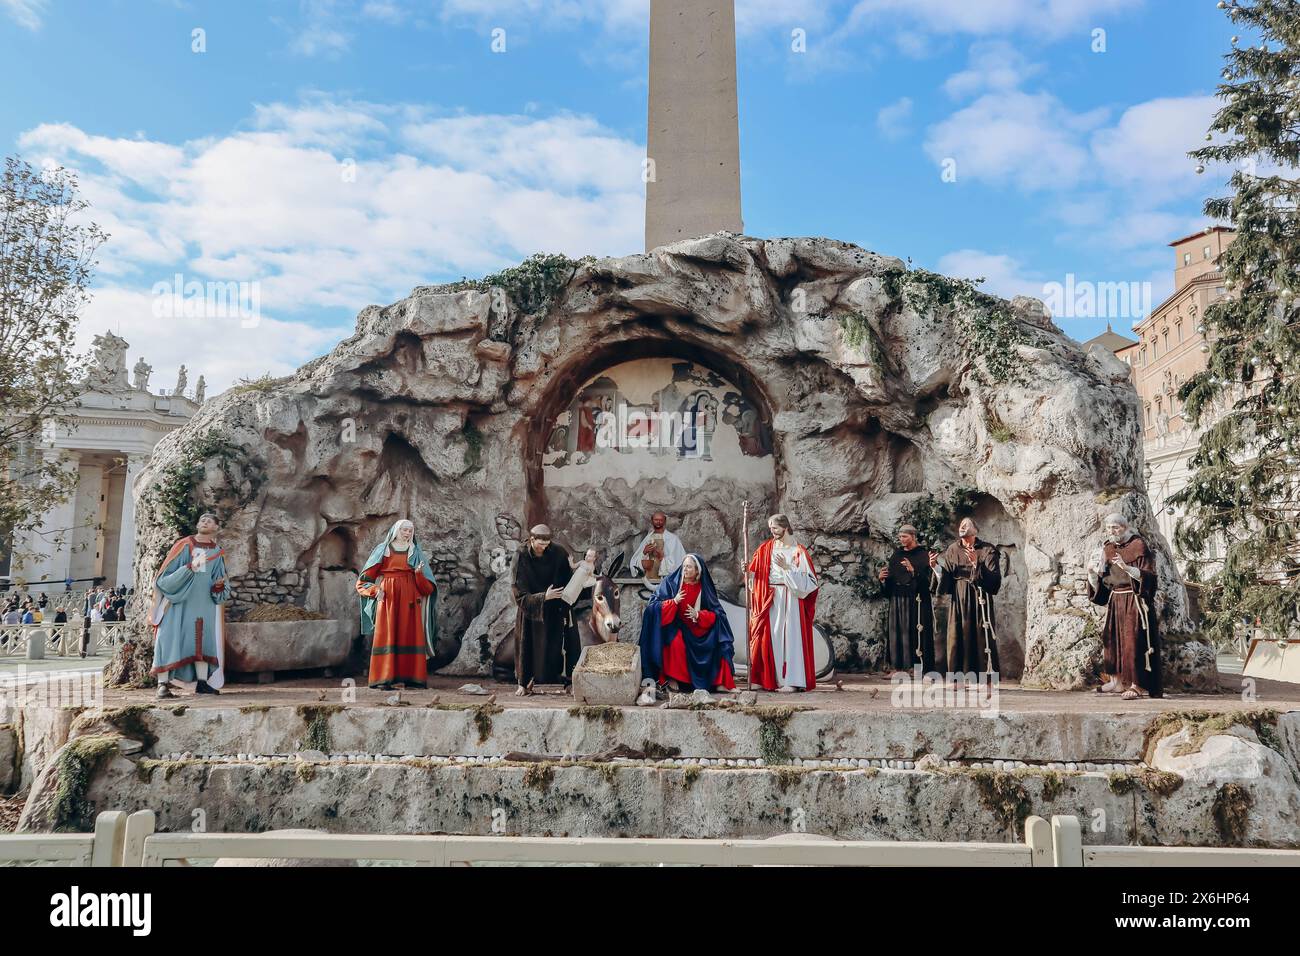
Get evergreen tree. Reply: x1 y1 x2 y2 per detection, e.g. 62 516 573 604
1173 0 1300 645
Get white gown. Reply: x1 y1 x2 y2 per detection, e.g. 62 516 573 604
767 543 819 688
631 529 686 579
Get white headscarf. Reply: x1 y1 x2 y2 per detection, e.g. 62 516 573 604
387 519 415 553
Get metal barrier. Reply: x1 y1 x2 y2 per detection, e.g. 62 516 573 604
0 621 129 659
4 811 1299 867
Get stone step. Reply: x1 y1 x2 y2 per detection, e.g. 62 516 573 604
78 703 1177 764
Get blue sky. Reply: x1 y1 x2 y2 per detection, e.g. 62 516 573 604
0 1 1246 391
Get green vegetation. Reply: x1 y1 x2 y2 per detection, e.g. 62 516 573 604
144 427 267 539
50 735 121 832
440 253 594 317
880 266 1030 385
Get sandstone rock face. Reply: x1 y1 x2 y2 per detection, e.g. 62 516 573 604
0 723 15 794
1148 726 1300 847
132 234 1196 687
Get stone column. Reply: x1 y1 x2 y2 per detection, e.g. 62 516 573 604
114 455 145 587
15 450 80 586
645 0 743 251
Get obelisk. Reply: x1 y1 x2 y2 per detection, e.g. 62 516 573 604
644 0 743 251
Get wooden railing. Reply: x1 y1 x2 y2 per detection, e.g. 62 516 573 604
4 812 1299 867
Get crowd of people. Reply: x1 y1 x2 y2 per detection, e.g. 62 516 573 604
0 584 133 628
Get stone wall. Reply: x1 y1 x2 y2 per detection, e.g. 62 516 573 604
130 234 1200 686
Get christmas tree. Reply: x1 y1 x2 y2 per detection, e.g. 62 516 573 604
1172 0 1300 646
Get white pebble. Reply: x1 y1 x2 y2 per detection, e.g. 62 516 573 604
755 758 765 767
1066 762 1078 771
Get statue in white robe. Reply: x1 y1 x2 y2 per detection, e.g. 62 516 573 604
630 511 686 581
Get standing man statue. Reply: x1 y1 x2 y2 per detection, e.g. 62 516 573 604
1088 513 1162 700
195 375 206 403
511 525 581 696
149 512 230 698
746 513 819 693
630 511 686 582
174 364 188 396
132 358 152 392
879 523 937 674
932 517 1002 684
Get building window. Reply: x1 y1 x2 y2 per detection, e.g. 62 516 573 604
1176 321 1183 343
1203 245 1212 260
1183 252 1192 266
1140 348 1147 365
1163 330 1169 351
1145 404 1152 425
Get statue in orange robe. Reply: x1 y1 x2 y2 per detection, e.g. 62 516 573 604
746 514 819 692
357 519 438 689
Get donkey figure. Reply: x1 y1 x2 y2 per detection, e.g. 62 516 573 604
491 552 624 683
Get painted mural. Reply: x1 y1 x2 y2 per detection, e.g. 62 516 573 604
543 359 774 487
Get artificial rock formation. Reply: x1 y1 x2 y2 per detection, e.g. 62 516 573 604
130 234 1202 687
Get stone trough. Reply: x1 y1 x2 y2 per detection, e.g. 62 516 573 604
224 620 353 679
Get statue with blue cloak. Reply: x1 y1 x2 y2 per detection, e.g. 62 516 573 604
639 553 736 696
357 519 438 689
149 511 231 698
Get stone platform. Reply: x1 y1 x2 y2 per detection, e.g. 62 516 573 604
6 674 1300 847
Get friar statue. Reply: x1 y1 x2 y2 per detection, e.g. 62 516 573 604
1088 513 1162 700
511 524 581 696
149 512 231 698
932 516 1002 683
878 523 937 673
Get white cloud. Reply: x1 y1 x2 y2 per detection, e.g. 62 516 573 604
16 98 646 392
936 249 1045 302
435 0 832 35
943 40 1043 99
1090 95 1219 202
844 0 1139 41
0 0 46 30
876 96 913 140
79 288 349 400
924 90 1107 190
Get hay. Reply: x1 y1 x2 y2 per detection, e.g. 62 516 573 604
579 641 639 674
240 604 327 622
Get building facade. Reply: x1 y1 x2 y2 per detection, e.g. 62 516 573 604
3 332 203 590
1109 227 1235 566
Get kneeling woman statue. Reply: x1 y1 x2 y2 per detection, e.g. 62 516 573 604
357 519 438 689
640 553 736 695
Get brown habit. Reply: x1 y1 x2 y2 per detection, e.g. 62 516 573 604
511 542 581 686
1088 534 1162 697
933 538 1002 675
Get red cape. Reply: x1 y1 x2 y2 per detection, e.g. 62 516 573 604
746 538 818 690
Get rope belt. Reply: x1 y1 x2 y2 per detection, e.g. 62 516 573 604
975 586 998 676
915 593 924 659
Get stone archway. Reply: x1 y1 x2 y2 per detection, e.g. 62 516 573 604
524 341 779 597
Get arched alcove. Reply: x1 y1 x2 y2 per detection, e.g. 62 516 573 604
523 340 779 598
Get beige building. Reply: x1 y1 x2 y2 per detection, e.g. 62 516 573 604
1107 226 1235 564
3 332 203 591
